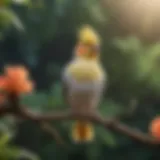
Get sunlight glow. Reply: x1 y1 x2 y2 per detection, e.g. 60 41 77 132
106 0 160 40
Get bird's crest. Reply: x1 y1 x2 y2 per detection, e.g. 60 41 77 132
78 25 100 46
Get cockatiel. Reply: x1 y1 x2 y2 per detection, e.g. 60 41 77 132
62 25 106 143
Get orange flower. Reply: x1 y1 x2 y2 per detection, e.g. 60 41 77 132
149 116 160 139
5 65 28 81
23 80 34 93
0 65 34 94
10 79 34 94
0 76 8 91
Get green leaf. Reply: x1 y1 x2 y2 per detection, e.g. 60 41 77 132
0 8 12 27
87 1 107 23
20 92 48 110
0 146 40 160
0 8 24 31
86 143 101 160
18 149 40 160
0 133 13 148
96 127 117 147
12 0 31 6
45 82 64 109
1 0 12 6
113 37 143 55
0 146 21 159
8 10 24 31
99 100 123 117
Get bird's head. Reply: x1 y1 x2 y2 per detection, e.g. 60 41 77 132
75 25 101 60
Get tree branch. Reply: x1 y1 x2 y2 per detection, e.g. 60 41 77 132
0 101 158 146
17 108 160 145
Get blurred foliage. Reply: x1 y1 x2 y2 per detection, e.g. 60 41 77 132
113 37 160 94
0 0 28 34
0 122 39 160
0 0 160 159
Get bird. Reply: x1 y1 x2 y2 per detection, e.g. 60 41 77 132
62 25 106 143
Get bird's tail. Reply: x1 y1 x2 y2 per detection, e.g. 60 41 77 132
71 120 94 143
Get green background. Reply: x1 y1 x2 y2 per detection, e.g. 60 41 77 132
0 0 160 159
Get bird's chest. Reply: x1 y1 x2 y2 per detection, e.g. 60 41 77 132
66 61 103 82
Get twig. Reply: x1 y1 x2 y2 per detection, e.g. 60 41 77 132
40 122 66 146
6 94 65 146
21 107 66 146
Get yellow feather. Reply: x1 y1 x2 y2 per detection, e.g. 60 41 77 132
66 60 105 82
78 25 100 46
